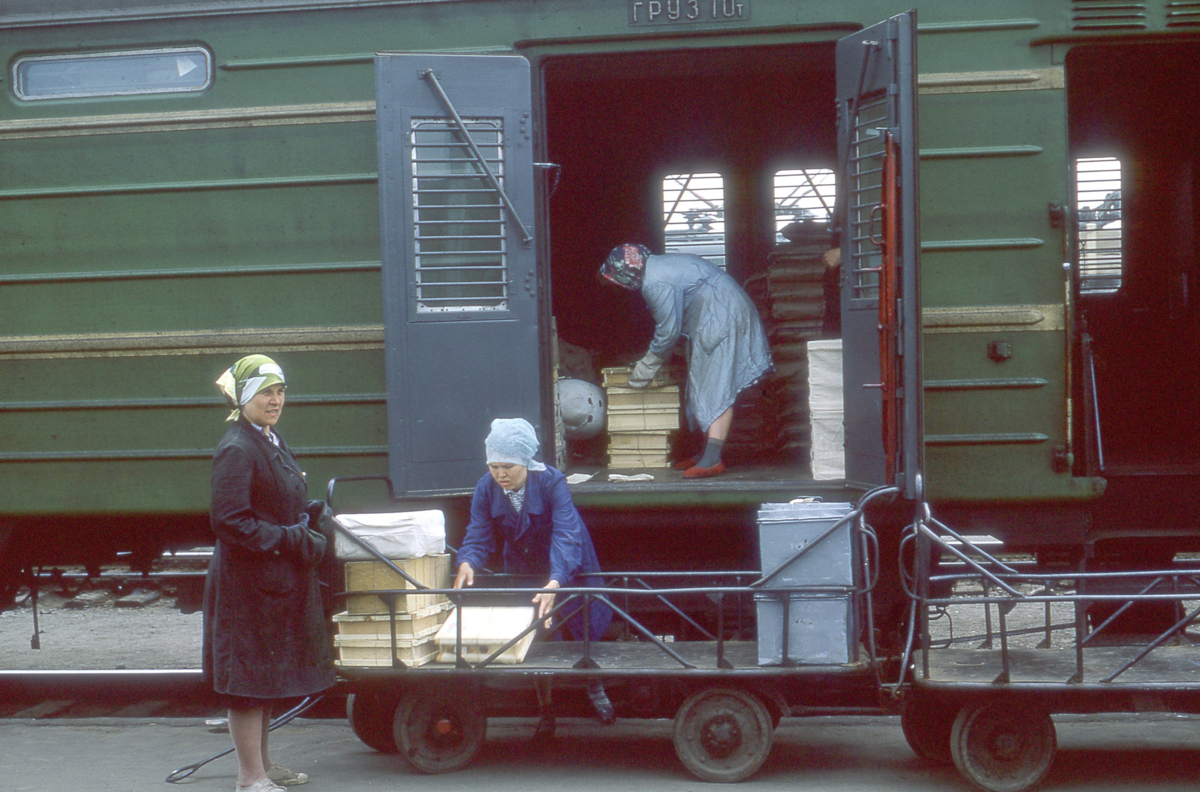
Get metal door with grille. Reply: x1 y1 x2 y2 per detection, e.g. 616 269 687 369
836 12 923 496
376 54 542 495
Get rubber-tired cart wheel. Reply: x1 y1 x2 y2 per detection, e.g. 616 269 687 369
393 684 487 774
346 691 399 754
673 688 774 783
900 695 956 765
950 701 1056 792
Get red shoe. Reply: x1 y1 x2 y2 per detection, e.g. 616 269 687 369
672 457 697 470
682 462 725 479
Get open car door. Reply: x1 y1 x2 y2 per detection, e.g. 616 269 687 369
375 54 543 496
836 12 923 497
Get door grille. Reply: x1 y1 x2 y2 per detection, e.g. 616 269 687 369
847 93 889 302
1071 1 1149 30
410 117 508 313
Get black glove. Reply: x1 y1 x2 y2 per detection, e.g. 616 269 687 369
305 500 338 568
305 500 342 617
280 513 326 567
306 499 332 524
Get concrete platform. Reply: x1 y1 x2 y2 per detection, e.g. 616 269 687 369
6 713 1200 792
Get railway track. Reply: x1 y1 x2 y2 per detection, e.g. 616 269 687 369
0 669 215 719
4 548 226 719
0 668 349 720
0 547 357 721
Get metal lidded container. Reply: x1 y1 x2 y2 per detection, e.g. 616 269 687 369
755 501 858 665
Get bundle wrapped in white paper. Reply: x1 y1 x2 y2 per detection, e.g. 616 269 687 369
334 510 445 560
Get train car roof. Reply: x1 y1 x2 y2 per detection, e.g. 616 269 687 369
1 0 464 28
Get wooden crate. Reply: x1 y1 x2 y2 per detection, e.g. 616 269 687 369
434 605 537 664
343 553 451 614
608 430 672 468
608 450 670 468
333 601 451 637
334 627 441 668
607 406 680 432
608 432 672 451
601 365 674 388
606 385 680 409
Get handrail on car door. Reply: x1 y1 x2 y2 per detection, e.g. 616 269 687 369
421 68 534 244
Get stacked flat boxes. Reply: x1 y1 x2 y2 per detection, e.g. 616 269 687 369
334 553 452 667
601 366 681 468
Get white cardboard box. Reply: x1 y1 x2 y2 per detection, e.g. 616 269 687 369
807 339 844 479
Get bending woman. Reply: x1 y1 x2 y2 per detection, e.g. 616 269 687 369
203 354 335 792
600 243 773 478
453 418 614 728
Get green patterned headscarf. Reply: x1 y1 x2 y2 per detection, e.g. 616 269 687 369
216 354 286 422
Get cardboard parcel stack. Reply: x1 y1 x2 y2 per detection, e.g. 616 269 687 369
333 510 451 667
601 365 680 468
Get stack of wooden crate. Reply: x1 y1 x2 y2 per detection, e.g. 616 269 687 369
601 365 681 468
333 553 452 667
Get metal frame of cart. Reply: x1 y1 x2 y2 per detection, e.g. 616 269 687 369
327 485 898 783
900 505 1200 792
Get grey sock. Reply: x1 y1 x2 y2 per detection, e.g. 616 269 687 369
696 437 724 468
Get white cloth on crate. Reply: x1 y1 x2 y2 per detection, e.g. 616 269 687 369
640 253 773 432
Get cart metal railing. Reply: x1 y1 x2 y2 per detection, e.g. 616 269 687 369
326 485 897 677
902 505 1200 688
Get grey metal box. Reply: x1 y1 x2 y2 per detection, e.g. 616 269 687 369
755 592 857 665
757 501 856 588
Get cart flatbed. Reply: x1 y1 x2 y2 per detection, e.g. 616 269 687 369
917 645 1200 689
337 639 877 676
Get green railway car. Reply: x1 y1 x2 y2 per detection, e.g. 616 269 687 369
1 0 1198 617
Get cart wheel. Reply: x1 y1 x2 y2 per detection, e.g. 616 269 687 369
950 701 1056 792
900 695 956 764
673 688 774 783
346 691 399 754
393 684 487 774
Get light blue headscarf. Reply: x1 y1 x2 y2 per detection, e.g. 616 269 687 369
485 418 547 471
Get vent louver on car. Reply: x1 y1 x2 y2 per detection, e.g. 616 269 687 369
1071 1 1149 30
1166 0 1200 27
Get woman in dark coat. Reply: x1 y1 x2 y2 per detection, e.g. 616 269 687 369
203 354 334 792
453 418 614 733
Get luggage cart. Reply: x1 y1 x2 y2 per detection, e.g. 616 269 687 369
325 479 900 783
900 505 1200 792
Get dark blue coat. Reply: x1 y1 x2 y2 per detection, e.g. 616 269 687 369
456 466 611 641
202 420 335 699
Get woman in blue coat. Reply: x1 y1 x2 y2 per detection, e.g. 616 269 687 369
453 418 613 730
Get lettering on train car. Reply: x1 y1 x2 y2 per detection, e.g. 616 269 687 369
628 0 750 26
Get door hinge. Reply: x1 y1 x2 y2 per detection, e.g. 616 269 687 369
1052 444 1074 473
1049 200 1067 229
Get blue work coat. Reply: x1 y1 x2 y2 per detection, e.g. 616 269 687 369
641 253 773 432
456 466 611 641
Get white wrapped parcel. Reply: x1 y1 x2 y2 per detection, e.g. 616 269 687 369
333 510 446 560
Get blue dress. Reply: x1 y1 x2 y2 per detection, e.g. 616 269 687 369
641 253 773 432
456 466 611 641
